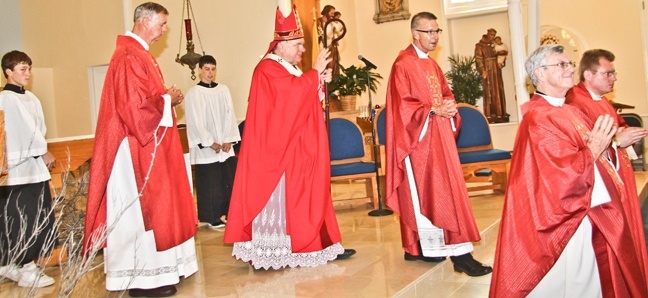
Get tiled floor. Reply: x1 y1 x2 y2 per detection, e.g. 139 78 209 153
2 174 646 297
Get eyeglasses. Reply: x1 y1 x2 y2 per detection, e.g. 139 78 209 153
541 61 576 69
597 70 618 78
415 28 443 35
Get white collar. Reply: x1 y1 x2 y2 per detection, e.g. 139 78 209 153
536 92 565 107
586 87 604 101
264 53 303 76
412 43 429 59
125 31 149 51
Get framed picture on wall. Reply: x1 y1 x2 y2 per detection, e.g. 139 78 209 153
373 0 411 24
443 0 507 19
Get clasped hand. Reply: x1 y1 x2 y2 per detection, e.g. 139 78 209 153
615 126 648 148
210 142 231 153
586 114 617 158
434 99 457 118
168 85 184 106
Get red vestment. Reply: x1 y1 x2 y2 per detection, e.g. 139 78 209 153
489 95 648 297
223 58 342 253
385 45 480 256
84 36 197 253
566 83 648 292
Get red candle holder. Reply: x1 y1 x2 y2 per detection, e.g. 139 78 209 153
184 19 193 41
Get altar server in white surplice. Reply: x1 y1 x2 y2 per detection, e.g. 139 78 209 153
0 50 56 289
185 55 240 230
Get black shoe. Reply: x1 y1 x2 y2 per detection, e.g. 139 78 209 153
452 258 493 277
207 221 226 229
128 285 177 297
336 249 356 260
404 252 446 262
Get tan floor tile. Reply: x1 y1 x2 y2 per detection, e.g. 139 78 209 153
447 282 490 298
25 171 644 297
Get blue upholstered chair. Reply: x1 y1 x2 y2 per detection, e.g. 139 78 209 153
621 113 646 171
456 103 511 192
374 107 387 176
330 117 379 208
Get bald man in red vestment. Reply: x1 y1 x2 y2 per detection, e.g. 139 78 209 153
385 11 491 277
490 45 648 297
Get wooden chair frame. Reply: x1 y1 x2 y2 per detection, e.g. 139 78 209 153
456 103 510 193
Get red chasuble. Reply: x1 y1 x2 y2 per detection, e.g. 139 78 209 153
489 95 648 297
84 36 197 253
385 45 480 255
566 83 648 292
223 58 342 253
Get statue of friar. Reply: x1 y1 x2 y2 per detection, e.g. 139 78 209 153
474 28 509 123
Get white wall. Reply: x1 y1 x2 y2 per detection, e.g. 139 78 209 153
0 0 23 55
31 68 57 138
20 0 124 138
350 0 447 109
14 0 648 147
540 0 647 111
139 0 277 124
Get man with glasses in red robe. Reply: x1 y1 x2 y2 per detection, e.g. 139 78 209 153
385 11 491 277
566 48 648 291
490 45 648 297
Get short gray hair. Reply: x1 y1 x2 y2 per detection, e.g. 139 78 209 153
525 44 565 87
133 2 168 22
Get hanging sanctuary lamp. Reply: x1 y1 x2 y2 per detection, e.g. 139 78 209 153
175 0 205 80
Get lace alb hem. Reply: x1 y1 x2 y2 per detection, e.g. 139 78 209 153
232 241 344 270
233 173 344 269
105 253 197 278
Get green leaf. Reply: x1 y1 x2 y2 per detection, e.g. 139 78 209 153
445 55 482 106
329 63 383 96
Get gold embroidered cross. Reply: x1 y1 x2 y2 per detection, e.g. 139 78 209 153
426 71 442 104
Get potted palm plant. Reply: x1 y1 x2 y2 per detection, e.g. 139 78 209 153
329 64 383 111
445 55 482 106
